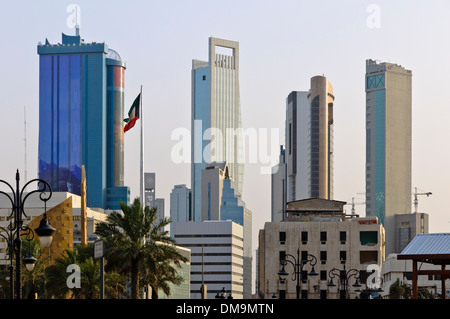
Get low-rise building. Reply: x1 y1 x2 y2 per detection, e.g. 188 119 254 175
381 253 450 298
0 192 108 265
258 198 385 299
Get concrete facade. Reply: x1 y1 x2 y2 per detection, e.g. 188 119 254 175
395 212 429 254
381 253 450 298
271 145 286 222
365 59 412 256
258 198 385 299
173 220 244 299
0 192 108 265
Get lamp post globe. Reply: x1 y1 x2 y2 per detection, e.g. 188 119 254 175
34 213 56 248
23 252 37 272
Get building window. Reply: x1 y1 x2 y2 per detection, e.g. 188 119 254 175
340 251 346 263
340 231 346 242
301 250 308 262
367 74 385 89
279 231 286 244
320 231 327 242
301 231 308 243
320 290 327 299
202 75 206 81
279 290 286 299
301 290 308 299
320 270 327 281
279 251 286 262
320 251 327 264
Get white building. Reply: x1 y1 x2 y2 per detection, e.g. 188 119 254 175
382 253 450 298
173 220 244 299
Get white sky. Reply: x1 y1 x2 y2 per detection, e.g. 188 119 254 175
1 1 449 274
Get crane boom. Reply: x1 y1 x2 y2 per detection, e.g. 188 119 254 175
413 187 432 214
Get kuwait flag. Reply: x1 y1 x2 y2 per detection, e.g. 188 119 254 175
124 93 141 132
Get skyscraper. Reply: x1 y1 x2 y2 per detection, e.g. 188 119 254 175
170 184 192 237
201 162 252 299
365 59 412 255
285 76 335 202
37 32 129 210
191 37 243 221
271 145 286 222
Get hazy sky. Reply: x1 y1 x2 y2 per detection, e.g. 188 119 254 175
1 0 450 265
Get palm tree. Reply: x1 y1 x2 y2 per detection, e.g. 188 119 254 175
45 245 128 299
45 248 81 299
95 197 187 299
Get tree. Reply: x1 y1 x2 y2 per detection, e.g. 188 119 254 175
95 198 187 299
45 248 81 299
389 278 411 299
45 244 127 299
21 238 49 299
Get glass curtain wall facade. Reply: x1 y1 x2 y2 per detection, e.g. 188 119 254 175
365 59 412 255
38 33 129 210
39 54 82 195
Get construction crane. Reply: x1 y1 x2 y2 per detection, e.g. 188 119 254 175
413 187 432 214
345 197 365 217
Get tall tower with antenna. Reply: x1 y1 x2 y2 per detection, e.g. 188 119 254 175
75 5 80 36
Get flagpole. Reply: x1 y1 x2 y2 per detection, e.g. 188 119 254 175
140 85 144 209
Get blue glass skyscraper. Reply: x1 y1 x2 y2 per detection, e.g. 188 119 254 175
37 33 129 210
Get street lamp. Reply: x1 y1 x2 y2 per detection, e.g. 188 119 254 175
327 262 361 299
0 170 54 299
277 249 318 299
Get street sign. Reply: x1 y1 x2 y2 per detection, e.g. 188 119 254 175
94 239 104 260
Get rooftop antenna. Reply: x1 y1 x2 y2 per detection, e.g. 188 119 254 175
75 5 80 36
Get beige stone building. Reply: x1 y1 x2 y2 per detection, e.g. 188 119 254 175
0 192 108 265
257 198 385 299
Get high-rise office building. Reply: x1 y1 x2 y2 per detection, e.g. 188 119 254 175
286 76 334 202
191 37 243 222
37 32 130 210
271 145 286 222
201 162 252 299
365 59 412 255
144 172 165 221
170 184 192 237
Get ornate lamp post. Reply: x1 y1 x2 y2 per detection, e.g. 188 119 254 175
356 277 384 299
215 286 233 299
277 249 318 299
327 262 361 299
0 170 55 299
